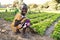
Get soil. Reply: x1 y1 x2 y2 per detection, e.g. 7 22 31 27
0 18 54 40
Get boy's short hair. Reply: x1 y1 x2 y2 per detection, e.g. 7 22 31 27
20 3 28 10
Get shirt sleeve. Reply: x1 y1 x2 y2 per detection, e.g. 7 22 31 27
11 13 22 27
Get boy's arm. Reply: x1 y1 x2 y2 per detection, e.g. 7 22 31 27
14 13 22 21
11 13 22 27
11 13 22 32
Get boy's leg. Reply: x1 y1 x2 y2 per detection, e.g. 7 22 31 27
22 28 26 34
15 29 21 34
15 27 21 34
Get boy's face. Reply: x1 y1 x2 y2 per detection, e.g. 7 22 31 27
21 8 27 15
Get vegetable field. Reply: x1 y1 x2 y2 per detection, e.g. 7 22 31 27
52 20 60 40
0 12 60 40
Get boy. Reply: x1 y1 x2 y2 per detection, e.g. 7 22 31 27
11 3 36 35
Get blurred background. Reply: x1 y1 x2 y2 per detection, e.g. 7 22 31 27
0 0 60 12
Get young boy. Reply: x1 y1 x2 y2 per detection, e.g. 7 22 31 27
11 3 35 35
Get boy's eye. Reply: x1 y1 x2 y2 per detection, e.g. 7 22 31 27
22 8 27 10
22 10 27 12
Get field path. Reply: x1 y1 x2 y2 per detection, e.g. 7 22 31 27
45 17 60 36
0 18 53 40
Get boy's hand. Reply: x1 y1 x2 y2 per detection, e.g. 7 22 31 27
14 20 21 27
27 23 30 26
18 24 22 29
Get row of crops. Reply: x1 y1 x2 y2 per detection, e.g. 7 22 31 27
31 14 60 36
52 20 60 40
0 12 60 40
0 12 16 21
30 14 54 25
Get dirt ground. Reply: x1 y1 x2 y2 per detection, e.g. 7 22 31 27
0 18 54 40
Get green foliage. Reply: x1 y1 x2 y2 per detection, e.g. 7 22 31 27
0 12 15 22
30 14 54 25
52 20 60 40
31 14 60 36
14 8 19 13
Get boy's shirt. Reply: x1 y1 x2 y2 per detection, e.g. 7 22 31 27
13 13 26 25
11 13 27 32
